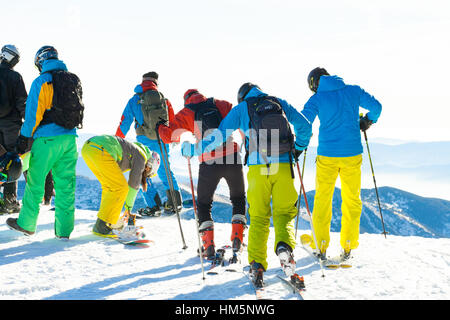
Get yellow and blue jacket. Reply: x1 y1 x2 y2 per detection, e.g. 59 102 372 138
20 59 77 139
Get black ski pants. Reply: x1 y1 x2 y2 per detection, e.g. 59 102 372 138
196 152 246 224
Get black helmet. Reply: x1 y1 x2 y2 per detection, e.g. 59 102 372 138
0 152 22 182
237 82 260 103
0 45 20 68
307 67 329 93
34 45 58 72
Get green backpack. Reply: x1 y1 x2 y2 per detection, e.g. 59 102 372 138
135 90 168 140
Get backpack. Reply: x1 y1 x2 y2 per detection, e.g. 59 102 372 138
185 98 223 139
135 90 168 140
245 95 295 172
0 75 12 118
41 70 84 129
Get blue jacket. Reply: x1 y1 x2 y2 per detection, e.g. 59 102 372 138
301 75 382 157
21 59 77 139
194 87 312 166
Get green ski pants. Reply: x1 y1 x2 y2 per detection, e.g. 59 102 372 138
17 135 77 237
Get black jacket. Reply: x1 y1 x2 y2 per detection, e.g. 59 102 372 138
0 61 27 121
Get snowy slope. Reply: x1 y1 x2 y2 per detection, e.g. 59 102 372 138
0 208 448 300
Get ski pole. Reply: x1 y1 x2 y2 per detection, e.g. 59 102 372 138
155 128 188 249
363 129 388 238
294 149 307 239
296 160 325 278
187 156 206 281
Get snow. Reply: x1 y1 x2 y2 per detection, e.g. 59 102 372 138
1 208 448 300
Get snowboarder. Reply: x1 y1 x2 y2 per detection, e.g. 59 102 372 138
115 72 183 215
181 83 312 281
0 44 27 214
80 134 160 239
158 89 246 259
300 67 382 263
6 46 81 239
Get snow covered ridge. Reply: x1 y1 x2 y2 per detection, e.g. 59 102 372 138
17 176 450 239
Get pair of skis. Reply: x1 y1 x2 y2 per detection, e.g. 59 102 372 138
245 266 306 300
300 234 353 269
206 245 243 275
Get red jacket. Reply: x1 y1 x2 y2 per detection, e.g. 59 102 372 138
158 90 240 163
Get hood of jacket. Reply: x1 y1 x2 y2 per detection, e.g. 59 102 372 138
135 80 158 94
245 86 267 100
184 89 208 105
317 75 346 92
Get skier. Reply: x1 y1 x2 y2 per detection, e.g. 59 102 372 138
0 44 27 214
115 72 183 215
181 83 312 282
300 67 382 263
158 89 246 259
6 46 82 239
81 134 160 239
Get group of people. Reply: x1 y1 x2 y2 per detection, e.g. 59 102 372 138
0 43 382 281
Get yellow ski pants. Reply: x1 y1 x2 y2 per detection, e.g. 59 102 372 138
311 154 363 252
81 142 128 225
247 163 298 271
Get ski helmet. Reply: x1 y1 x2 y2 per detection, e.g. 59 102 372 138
307 67 329 93
0 45 20 68
0 152 23 182
34 45 58 72
237 82 260 103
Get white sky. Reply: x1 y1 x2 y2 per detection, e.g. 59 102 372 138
2 0 449 143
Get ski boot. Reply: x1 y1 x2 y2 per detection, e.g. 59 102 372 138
0 195 21 214
137 205 162 217
163 190 183 215
6 218 35 236
199 220 215 260
250 261 265 288
230 214 246 253
276 242 296 277
93 218 115 237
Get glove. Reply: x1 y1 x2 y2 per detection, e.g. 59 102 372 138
181 141 196 158
360 114 373 132
15 135 29 155
293 143 306 162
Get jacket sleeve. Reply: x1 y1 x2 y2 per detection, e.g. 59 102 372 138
166 99 175 123
158 107 195 144
279 98 313 149
115 97 136 138
20 77 53 138
124 151 146 211
358 87 382 123
13 73 27 119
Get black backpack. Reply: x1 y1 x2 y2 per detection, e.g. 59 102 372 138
41 70 84 129
245 95 295 174
185 98 223 138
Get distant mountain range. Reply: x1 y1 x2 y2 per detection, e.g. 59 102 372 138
17 175 450 239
